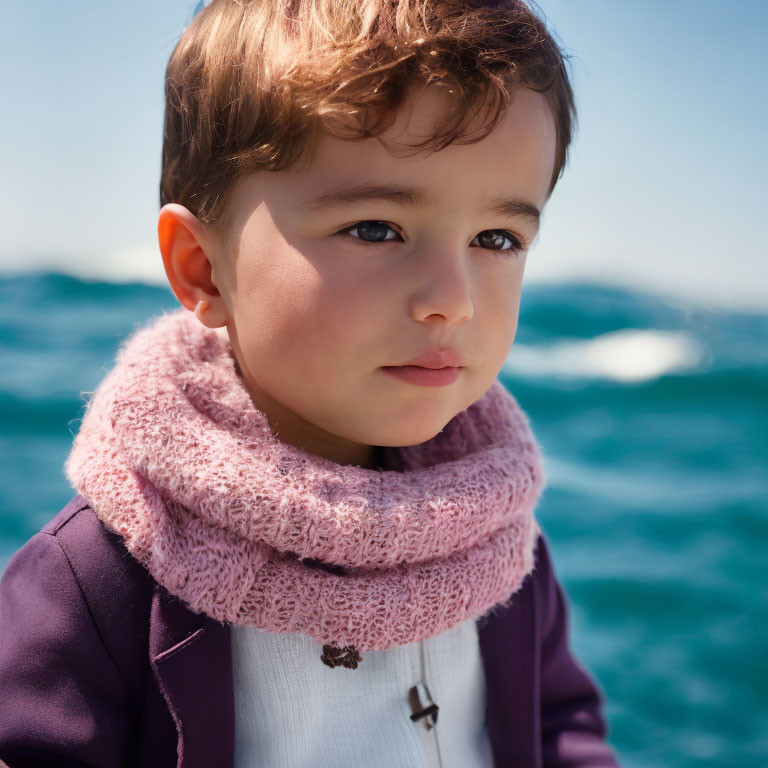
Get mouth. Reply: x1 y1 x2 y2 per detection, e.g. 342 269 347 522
393 348 467 369
380 364 462 387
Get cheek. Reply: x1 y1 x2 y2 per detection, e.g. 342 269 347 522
229 248 322 364
479 267 523 345
314 269 384 334
233 253 382 375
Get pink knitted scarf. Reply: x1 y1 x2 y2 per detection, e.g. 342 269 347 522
65 307 546 665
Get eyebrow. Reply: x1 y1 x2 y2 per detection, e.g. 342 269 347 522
302 182 541 225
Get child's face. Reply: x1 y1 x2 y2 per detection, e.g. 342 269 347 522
162 83 555 468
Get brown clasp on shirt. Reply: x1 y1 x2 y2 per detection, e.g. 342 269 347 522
408 682 439 729
321 642 363 669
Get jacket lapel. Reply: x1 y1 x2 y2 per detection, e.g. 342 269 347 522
477 555 540 767
149 584 235 768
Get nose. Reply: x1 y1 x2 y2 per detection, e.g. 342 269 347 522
407 243 474 325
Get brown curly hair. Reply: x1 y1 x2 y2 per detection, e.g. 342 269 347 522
160 0 577 231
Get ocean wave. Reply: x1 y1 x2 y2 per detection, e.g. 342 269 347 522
505 329 708 383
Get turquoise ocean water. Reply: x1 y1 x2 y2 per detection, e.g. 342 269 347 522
0 272 766 767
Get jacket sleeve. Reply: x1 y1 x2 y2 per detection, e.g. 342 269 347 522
0 531 136 767
536 535 621 767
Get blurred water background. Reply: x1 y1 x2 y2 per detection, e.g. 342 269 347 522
0 271 765 766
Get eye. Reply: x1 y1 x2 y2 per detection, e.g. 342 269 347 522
337 221 527 258
339 220 401 244
471 230 526 258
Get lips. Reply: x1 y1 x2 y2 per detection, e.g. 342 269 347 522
381 365 461 387
393 348 466 369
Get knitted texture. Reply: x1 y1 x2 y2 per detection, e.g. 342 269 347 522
65 307 547 652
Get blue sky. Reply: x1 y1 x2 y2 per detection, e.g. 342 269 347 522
1 0 766 311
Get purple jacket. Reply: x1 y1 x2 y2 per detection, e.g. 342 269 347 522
0 494 620 767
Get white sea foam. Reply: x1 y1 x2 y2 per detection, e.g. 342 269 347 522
504 329 708 383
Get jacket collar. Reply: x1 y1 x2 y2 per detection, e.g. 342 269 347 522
149 584 235 768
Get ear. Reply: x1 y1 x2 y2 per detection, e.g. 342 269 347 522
157 203 229 328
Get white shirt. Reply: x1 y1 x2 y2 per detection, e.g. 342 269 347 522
231 617 495 767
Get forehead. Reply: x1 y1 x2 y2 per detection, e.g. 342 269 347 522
297 83 556 212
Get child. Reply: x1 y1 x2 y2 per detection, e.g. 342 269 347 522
0 0 621 765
